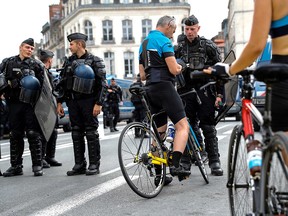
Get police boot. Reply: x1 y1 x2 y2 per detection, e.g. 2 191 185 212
67 128 86 176
103 115 107 129
41 136 50 169
45 129 62 166
3 165 23 177
27 130 43 177
3 133 24 177
113 118 119 131
135 128 140 138
202 125 223 176
86 128 100 175
110 120 115 132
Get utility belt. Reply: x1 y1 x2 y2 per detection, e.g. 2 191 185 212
70 91 94 100
145 79 175 87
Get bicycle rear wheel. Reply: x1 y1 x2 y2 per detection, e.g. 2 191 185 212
227 124 253 215
260 132 288 215
187 133 209 184
118 122 166 198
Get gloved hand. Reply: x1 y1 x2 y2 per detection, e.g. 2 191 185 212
176 58 187 71
211 63 233 78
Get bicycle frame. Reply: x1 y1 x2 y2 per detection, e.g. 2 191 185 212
237 72 278 215
141 89 204 168
241 74 264 141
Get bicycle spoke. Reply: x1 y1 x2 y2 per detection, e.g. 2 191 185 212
118 122 165 198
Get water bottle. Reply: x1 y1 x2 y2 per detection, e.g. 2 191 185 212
166 123 175 143
247 140 262 177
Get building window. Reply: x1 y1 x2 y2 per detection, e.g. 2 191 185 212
142 19 152 40
122 20 133 43
104 52 115 75
140 0 149 3
102 20 113 42
83 0 92 4
124 51 134 78
120 0 131 3
84 20 93 41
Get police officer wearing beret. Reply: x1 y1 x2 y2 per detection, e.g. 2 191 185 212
175 15 224 176
39 49 62 167
56 33 107 176
106 78 122 132
0 38 45 177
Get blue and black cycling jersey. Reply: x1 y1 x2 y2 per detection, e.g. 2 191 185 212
270 15 288 38
139 30 175 84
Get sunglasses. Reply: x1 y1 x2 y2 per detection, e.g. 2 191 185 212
168 16 175 27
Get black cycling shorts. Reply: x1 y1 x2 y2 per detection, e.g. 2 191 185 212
146 81 186 128
271 55 288 132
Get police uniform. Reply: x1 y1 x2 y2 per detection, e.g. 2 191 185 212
175 15 224 176
130 74 146 136
106 78 122 132
39 49 62 167
55 33 107 176
0 38 45 177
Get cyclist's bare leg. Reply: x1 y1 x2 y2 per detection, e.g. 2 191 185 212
283 131 288 166
174 117 189 153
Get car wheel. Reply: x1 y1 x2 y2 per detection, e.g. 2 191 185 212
235 113 241 121
126 118 133 124
63 123 72 132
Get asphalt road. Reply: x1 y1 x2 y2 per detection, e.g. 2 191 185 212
0 119 240 216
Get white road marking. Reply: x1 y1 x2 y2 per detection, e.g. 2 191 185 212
29 176 127 216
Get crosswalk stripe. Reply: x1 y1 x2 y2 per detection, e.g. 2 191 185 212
29 176 127 216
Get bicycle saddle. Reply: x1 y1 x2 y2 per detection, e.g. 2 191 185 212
129 85 145 96
254 63 288 83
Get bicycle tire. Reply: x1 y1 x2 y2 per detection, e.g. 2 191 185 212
187 133 209 184
227 124 253 216
118 122 166 198
260 131 288 215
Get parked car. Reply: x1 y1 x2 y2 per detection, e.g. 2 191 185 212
106 76 135 124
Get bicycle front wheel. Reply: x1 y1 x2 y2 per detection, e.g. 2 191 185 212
227 124 253 216
118 122 166 199
260 132 288 215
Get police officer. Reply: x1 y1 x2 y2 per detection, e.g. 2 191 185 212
56 33 107 176
38 49 62 167
175 15 224 176
130 74 146 137
0 38 45 177
106 78 122 132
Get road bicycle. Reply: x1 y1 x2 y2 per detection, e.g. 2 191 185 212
224 64 288 215
118 85 209 198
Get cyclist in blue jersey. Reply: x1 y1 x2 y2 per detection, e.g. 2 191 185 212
139 15 191 185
